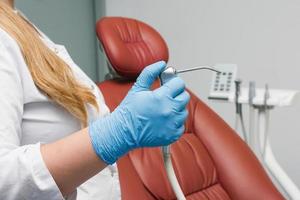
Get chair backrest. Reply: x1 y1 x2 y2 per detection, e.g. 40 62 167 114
97 17 169 79
96 17 284 200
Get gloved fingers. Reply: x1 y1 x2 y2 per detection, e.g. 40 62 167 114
154 77 185 98
173 91 190 112
170 125 185 143
134 61 166 90
174 109 188 128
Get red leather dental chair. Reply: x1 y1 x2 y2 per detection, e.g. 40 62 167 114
96 17 284 200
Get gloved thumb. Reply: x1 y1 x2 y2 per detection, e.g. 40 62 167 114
134 61 166 90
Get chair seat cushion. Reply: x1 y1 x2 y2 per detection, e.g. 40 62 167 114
128 133 231 200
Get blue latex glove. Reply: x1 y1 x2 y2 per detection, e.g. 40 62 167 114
89 61 190 164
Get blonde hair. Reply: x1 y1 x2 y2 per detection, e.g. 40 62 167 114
0 2 98 127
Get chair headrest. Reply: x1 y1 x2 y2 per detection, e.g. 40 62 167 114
96 17 169 79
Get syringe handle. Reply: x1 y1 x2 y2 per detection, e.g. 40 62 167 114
159 67 177 85
159 67 177 155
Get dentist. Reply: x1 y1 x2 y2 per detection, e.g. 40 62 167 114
0 0 189 200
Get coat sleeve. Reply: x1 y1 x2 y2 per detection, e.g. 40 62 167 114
0 29 70 200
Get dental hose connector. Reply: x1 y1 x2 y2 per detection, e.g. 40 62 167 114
234 79 242 114
249 81 256 105
163 146 170 155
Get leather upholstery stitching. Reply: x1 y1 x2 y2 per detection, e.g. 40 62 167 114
185 182 218 198
136 20 155 61
183 137 218 192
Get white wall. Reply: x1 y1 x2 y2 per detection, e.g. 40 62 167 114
105 0 300 186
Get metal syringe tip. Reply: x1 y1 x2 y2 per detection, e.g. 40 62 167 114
176 66 221 74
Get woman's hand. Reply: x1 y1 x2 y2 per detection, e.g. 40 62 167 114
89 61 190 164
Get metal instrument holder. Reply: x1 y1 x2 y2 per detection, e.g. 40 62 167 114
219 87 300 199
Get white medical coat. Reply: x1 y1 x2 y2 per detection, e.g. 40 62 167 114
0 16 121 200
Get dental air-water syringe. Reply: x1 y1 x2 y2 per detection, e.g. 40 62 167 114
160 66 220 85
159 65 220 200
159 65 220 154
